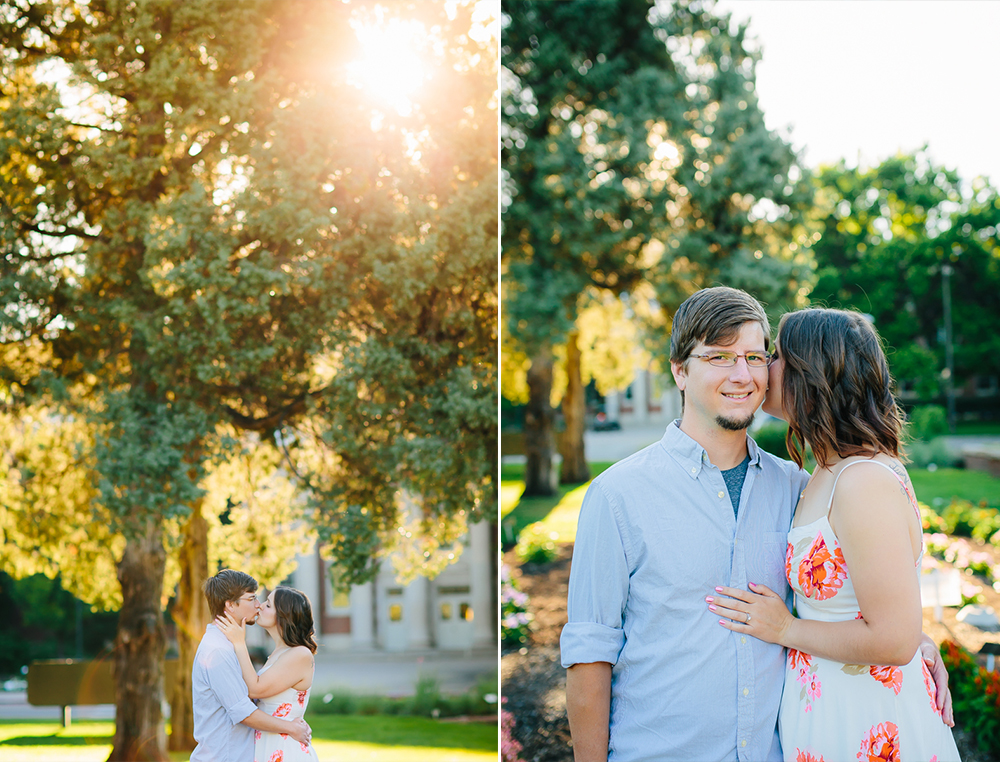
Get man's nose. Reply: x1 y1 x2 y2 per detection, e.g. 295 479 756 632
729 357 753 382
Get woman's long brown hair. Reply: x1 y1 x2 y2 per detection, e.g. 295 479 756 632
777 308 905 469
274 586 319 654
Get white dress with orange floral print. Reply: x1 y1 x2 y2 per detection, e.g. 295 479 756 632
253 661 318 762
778 459 960 762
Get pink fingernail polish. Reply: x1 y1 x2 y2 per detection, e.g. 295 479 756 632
719 620 727 626
715 587 723 592
708 604 717 612
705 596 714 603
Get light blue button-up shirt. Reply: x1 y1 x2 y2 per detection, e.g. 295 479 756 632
561 421 809 762
191 624 258 762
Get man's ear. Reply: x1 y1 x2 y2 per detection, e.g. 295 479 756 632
670 360 687 391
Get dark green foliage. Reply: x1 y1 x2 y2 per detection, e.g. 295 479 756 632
0 572 118 677
807 151 1000 400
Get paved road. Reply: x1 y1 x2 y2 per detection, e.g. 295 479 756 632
0 647 497 721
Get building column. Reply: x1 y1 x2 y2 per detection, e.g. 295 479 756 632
291 548 322 634
632 371 648 423
349 580 375 650
469 520 495 647
404 576 431 649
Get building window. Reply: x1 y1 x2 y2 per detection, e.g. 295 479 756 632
389 604 403 622
440 603 452 620
460 603 473 621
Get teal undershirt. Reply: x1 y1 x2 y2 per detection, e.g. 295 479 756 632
721 453 751 518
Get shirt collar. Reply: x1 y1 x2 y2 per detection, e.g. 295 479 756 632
660 419 761 478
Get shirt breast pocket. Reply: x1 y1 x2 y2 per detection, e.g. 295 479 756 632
746 531 789 596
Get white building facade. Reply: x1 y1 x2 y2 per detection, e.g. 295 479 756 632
257 520 497 653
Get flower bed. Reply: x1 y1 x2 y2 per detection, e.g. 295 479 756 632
941 639 1000 755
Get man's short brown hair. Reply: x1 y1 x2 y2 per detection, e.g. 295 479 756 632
669 287 770 405
203 569 258 619
669 286 770 364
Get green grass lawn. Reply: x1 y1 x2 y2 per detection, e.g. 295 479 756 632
500 462 614 545
910 467 1000 509
0 717 497 762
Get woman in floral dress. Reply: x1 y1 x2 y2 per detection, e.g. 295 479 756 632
217 586 319 762
707 308 959 762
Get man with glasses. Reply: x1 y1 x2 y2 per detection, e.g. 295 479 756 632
560 287 949 761
192 569 312 762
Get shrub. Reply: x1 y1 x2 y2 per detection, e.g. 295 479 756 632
907 438 962 469
514 522 559 564
752 420 790 459
941 639 1000 754
501 564 533 648
938 499 1000 540
909 405 949 441
312 672 498 718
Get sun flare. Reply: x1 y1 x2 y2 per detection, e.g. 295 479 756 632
347 19 427 116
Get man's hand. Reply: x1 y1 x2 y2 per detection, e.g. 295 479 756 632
287 717 311 746
920 634 954 727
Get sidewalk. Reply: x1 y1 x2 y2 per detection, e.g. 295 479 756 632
0 647 498 720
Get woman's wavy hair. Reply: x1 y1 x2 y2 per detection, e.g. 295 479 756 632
273 586 318 654
776 308 906 469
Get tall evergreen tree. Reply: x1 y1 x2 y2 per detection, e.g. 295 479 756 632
501 0 812 494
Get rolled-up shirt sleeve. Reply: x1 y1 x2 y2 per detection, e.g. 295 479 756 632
205 649 258 726
561 478 630 668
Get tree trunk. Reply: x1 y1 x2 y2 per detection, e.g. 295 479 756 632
168 500 211 752
559 331 591 485
108 523 169 762
523 353 556 496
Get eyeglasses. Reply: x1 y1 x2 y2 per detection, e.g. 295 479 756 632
688 351 771 368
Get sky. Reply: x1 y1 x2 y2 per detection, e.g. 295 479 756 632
714 1 1000 189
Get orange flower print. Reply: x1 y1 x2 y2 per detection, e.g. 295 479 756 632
297 690 308 707
796 751 825 762
268 751 283 762
869 665 903 695
254 729 262 742
273 702 292 718
786 542 794 584
857 721 899 762
921 658 942 716
798 532 848 600
788 648 813 675
299 741 311 753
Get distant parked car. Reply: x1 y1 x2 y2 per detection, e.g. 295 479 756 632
592 412 621 432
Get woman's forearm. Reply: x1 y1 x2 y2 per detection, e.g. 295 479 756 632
782 616 922 666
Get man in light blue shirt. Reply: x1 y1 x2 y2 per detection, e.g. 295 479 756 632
191 569 311 762
561 287 949 761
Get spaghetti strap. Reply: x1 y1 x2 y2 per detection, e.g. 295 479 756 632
825 459 915 518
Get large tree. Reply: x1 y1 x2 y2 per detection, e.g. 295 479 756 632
0 0 496 758
501 0 812 494
807 151 1000 409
